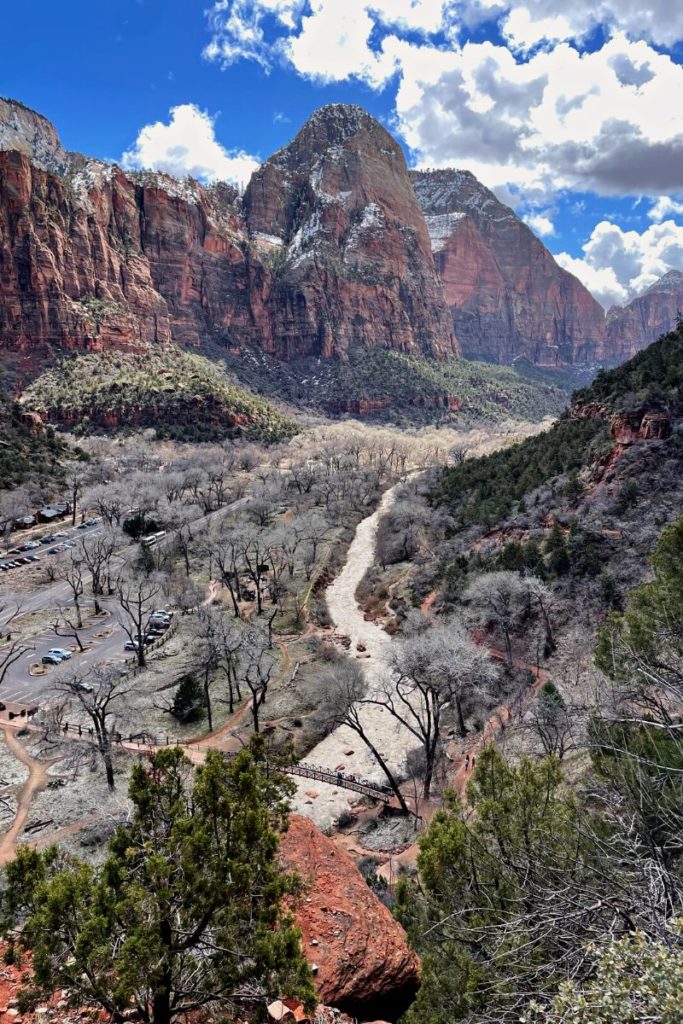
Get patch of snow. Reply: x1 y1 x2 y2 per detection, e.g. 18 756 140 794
424 211 466 252
343 202 384 257
69 160 116 210
253 231 285 250
127 169 202 204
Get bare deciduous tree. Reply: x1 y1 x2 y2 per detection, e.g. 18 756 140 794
53 665 133 789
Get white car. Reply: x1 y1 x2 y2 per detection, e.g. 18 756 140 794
48 648 72 661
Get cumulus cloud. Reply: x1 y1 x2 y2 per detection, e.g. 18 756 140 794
555 219 683 307
391 34 683 200
204 3 683 201
486 0 683 51
524 212 555 236
122 104 260 187
649 196 683 222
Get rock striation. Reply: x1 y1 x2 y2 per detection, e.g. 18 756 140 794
0 99 456 383
411 168 607 366
605 270 683 362
244 105 457 360
280 815 420 1019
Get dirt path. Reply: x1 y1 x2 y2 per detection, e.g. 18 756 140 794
376 654 550 881
0 727 57 866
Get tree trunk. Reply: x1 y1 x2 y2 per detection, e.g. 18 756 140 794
456 696 467 738
251 691 260 733
204 669 213 731
503 628 513 670
351 725 411 816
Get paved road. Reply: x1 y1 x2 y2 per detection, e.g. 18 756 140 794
0 497 246 708
2 601 126 705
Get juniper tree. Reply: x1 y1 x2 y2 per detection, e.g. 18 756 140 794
1 745 314 1024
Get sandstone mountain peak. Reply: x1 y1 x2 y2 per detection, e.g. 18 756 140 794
646 268 683 291
411 165 608 365
605 267 683 361
244 103 458 360
0 97 66 174
411 167 505 220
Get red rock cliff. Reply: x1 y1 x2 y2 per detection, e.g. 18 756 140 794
605 270 683 362
0 101 457 380
244 105 458 361
411 169 608 366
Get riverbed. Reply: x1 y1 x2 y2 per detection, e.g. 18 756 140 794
290 485 418 829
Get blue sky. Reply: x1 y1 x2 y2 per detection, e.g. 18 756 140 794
2 0 683 308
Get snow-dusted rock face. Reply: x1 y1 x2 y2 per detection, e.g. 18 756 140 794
0 98 67 174
606 270 683 362
412 168 608 366
0 101 457 370
244 104 459 361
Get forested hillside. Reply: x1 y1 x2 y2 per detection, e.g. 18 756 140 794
361 325 683 1022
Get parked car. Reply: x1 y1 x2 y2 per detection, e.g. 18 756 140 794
26 554 40 562
48 648 72 661
84 518 98 526
54 531 68 538
7 548 20 555
0 564 9 571
47 547 60 555
24 540 41 550
74 682 93 693
124 640 140 651
16 557 31 565
40 535 56 544
42 653 63 666
77 522 89 530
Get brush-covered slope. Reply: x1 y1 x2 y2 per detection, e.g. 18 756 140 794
213 343 569 425
20 348 298 443
432 323 682 527
0 397 75 490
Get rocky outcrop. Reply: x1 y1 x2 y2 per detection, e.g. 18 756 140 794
244 105 457 361
606 270 683 362
610 408 672 445
280 815 420 1019
0 100 456 386
411 169 608 366
323 393 461 416
0 98 67 174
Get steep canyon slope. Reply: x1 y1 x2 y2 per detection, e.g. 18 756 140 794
411 168 608 366
0 100 455 390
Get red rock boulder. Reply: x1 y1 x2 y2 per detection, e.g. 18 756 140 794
280 815 419 1020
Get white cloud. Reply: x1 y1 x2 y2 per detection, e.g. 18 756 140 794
492 0 683 51
524 212 555 236
391 34 683 201
555 219 683 307
648 196 683 222
122 104 260 187
204 4 683 201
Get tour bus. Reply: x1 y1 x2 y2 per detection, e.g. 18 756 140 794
140 530 167 549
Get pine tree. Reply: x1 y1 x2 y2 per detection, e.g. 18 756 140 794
1 743 315 1024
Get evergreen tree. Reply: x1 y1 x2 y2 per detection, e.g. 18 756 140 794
170 672 206 723
395 747 638 1024
1 744 314 1024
